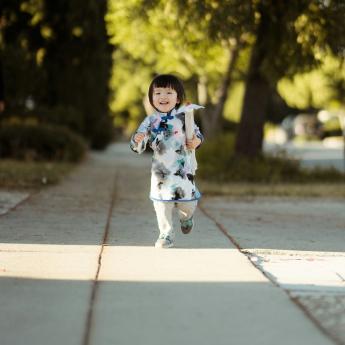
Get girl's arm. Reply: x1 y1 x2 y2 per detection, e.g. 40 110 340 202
194 123 204 149
130 116 151 154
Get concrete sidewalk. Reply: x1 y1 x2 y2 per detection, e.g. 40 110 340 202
202 196 345 344
0 143 341 345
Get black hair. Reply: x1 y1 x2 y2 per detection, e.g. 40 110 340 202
148 74 185 110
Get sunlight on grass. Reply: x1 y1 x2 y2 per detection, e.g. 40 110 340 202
199 181 345 198
0 160 76 189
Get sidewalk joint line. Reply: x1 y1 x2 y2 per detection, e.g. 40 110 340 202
290 295 344 345
82 173 118 345
198 202 242 251
335 272 345 282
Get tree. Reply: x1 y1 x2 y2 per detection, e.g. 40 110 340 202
236 0 345 156
0 0 47 109
174 0 345 156
0 0 114 149
171 0 255 137
42 0 113 148
106 0 241 137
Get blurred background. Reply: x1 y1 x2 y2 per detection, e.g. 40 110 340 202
0 0 345 190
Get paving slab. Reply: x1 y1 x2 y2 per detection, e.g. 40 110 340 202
0 191 30 215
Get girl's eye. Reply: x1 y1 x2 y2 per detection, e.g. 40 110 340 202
155 92 160 95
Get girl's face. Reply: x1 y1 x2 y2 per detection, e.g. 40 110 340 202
152 87 179 113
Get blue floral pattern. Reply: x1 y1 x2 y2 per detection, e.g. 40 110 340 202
130 105 204 202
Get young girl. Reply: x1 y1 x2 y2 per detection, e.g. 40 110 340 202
130 74 204 248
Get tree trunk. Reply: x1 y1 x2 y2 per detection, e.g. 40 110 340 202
197 44 240 139
234 72 270 156
197 75 213 137
235 6 271 157
208 44 240 138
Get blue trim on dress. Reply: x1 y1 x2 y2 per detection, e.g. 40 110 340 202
150 194 202 202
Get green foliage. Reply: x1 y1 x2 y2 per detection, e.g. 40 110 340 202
2 0 345 151
41 0 114 148
1 105 85 134
1 45 46 109
107 0 228 77
88 116 115 150
278 55 345 109
0 123 87 162
182 0 345 81
1 0 114 149
197 133 345 183
106 0 230 131
106 0 345 140
323 116 342 137
36 105 85 134
1 0 47 108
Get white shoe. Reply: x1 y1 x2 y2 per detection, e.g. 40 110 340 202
155 235 174 248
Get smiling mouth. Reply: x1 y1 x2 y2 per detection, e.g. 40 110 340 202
159 102 169 105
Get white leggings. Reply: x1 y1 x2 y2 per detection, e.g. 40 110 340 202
153 201 198 238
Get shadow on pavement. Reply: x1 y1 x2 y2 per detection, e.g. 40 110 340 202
0 277 335 345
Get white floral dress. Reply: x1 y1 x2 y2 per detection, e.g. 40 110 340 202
130 104 204 202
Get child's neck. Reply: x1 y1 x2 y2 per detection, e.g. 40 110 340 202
156 107 176 115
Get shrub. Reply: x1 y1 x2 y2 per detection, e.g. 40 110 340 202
89 116 115 150
36 106 85 134
0 123 87 162
1 105 85 135
197 133 345 183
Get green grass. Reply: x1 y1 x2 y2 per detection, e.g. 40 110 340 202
199 181 345 198
0 160 76 189
196 133 345 197
197 133 345 183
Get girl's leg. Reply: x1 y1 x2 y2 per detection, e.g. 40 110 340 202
176 201 198 234
176 200 198 221
153 201 175 239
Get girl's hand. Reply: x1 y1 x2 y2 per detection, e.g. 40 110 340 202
186 135 201 150
134 132 146 143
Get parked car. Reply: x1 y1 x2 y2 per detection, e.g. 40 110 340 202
280 113 323 141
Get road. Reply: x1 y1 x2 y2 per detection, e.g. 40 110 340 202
264 140 345 172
